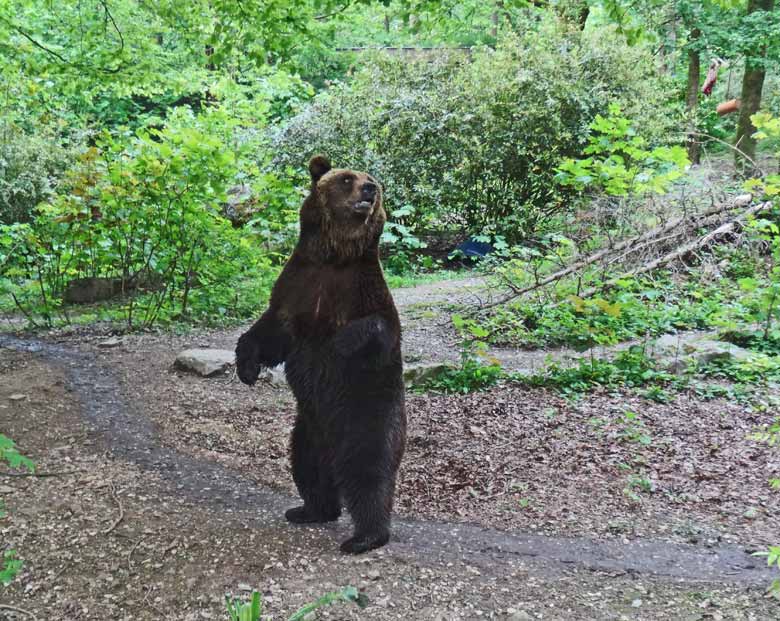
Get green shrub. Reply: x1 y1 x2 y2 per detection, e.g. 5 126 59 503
0 123 77 224
0 106 276 328
482 275 731 349
519 347 677 395
422 315 503 394
0 434 34 588
270 16 675 243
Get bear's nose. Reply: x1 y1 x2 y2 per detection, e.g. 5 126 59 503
361 182 377 200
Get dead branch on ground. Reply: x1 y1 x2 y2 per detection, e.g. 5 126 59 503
476 194 769 314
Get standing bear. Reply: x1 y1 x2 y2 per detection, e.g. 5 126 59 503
235 156 406 554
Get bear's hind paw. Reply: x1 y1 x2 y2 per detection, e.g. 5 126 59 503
339 531 390 555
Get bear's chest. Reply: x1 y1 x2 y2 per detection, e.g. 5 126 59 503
283 265 363 336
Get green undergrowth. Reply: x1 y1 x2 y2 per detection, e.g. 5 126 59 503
481 269 770 350
1 434 35 588
384 268 467 290
422 338 780 407
516 348 681 397
0 273 277 334
226 586 367 621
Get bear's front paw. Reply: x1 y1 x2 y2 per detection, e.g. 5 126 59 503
339 530 390 555
235 334 260 386
333 317 385 358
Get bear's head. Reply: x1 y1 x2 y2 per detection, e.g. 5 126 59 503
300 155 386 262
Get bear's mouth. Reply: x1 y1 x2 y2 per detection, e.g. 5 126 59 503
352 200 374 215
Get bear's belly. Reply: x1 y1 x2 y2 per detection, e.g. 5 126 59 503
285 342 403 424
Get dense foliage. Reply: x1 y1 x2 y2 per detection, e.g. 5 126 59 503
272 18 675 243
1 0 779 332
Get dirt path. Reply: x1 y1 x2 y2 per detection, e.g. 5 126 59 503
1 335 778 620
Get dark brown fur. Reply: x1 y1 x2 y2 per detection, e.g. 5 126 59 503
236 156 406 554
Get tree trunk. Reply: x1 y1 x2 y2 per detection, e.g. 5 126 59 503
686 28 701 165
578 2 590 29
664 15 677 75
735 0 774 174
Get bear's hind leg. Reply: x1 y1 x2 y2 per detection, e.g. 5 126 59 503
338 457 394 554
286 415 341 524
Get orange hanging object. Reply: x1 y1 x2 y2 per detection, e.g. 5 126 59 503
702 59 722 96
716 98 740 116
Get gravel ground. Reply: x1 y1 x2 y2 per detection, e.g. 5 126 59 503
1 274 779 619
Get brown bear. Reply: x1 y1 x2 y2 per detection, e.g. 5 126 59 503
235 155 406 554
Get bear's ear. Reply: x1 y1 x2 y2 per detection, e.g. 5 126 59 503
309 155 332 183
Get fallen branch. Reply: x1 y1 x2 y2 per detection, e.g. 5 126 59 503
571 200 772 303
103 483 124 535
127 538 142 571
0 470 83 478
0 604 36 619
478 194 753 312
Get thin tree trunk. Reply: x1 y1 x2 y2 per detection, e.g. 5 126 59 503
686 28 701 165
735 0 774 174
664 15 677 75
578 2 590 29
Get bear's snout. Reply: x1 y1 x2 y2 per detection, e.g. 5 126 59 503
360 182 377 201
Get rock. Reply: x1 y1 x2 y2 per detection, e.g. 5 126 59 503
403 362 455 388
63 272 162 304
174 349 235 377
98 337 123 348
222 184 261 227
374 596 390 608
260 364 287 386
63 277 122 304
631 598 643 608
0 485 15 494
8 394 26 401
507 611 532 621
651 333 753 374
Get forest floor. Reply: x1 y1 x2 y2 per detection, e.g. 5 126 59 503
1 274 779 621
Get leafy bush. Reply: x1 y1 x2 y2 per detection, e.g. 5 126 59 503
0 123 78 224
270 17 674 243
0 434 35 473
1 106 276 328
519 347 677 395
555 104 689 197
481 274 739 349
422 315 503 394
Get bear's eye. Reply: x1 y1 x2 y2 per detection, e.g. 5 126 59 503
342 177 353 185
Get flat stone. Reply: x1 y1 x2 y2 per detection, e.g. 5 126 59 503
0 485 15 494
98 337 123 348
174 349 235 377
403 362 455 388
8 394 27 401
651 333 753 374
